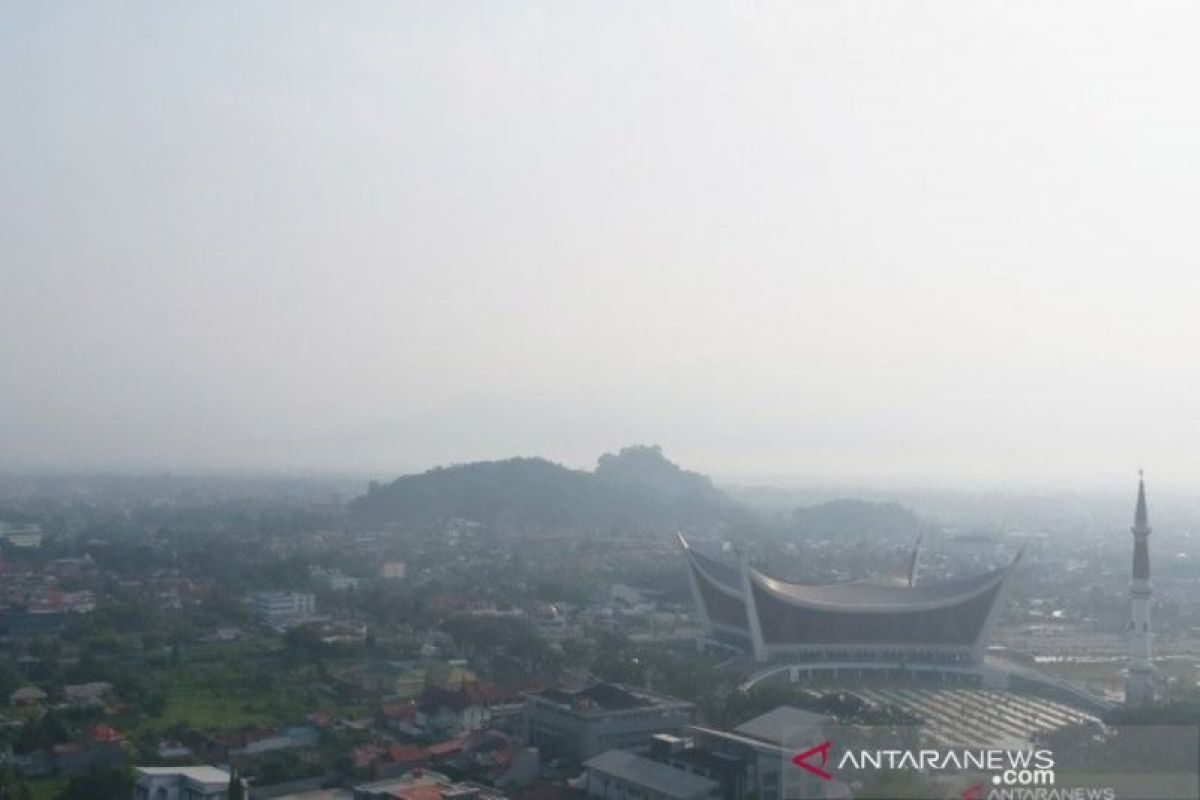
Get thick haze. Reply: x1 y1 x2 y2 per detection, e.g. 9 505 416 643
2 2 1198 488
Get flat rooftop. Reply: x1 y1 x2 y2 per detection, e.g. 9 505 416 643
136 766 231 784
530 682 690 713
585 750 718 800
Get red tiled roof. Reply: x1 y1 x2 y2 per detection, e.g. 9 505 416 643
425 733 469 758
353 744 383 768
382 702 418 719
308 710 335 728
463 679 530 706
388 745 429 764
89 723 123 743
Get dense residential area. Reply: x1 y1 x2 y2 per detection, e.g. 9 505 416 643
1 449 1198 799
8 2 1200 797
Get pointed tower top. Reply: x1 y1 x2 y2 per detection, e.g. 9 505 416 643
907 532 923 588
1135 471 1149 531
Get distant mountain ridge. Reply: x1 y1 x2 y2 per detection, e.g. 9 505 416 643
350 445 742 530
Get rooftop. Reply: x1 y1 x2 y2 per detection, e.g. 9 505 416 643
681 533 1019 612
530 682 689 713
585 749 719 799
136 765 231 785
354 769 502 800
732 706 827 746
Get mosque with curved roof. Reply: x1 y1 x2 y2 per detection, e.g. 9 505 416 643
678 532 1022 666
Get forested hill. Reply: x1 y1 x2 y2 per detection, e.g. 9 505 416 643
349 445 743 529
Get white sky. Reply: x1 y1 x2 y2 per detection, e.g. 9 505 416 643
2 2 1199 488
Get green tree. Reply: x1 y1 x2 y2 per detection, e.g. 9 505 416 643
0 767 31 800
55 766 133 800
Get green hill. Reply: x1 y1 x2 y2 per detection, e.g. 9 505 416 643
350 445 741 530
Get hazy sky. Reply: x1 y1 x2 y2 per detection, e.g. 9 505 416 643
3 2 1199 488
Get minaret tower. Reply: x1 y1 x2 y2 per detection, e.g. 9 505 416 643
1126 471 1155 708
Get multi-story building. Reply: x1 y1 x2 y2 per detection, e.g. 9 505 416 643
0 522 43 549
248 592 315 629
584 749 719 800
381 562 407 580
133 766 233 800
584 706 829 800
524 682 695 763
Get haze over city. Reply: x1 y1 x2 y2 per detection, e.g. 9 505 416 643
4 2 1200 489
7 6 1200 799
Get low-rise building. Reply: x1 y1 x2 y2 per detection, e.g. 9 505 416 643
416 687 489 736
311 567 360 591
134 765 233 800
9 685 47 706
249 592 316 629
229 725 319 756
524 682 695 763
584 749 719 800
63 681 114 708
0 524 43 549
351 769 503 800
638 706 830 800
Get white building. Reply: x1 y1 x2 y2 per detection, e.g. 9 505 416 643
310 567 360 591
133 766 231 800
0 523 43 548
584 750 718 800
249 592 316 629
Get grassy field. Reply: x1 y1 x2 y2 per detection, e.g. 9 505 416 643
122 649 371 735
155 684 281 730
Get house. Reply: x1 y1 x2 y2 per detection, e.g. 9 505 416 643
88 723 123 744
351 769 504 800
228 725 319 756
440 731 539 790
62 681 114 708
308 710 336 730
9 686 47 706
380 702 418 735
416 687 488 736
156 741 194 760
424 733 470 763
425 661 476 690
380 562 406 580
352 744 386 771
385 745 429 774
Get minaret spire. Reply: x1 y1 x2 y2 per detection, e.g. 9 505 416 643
1135 469 1149 530
1126 470 1154 708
